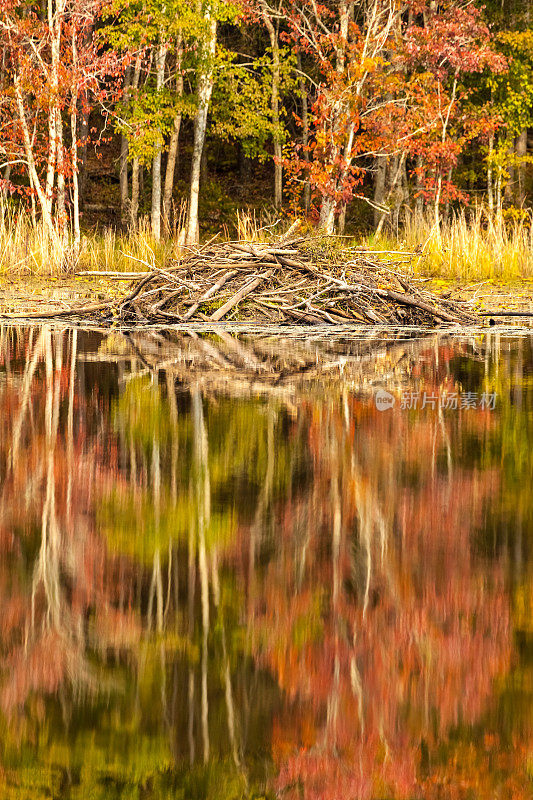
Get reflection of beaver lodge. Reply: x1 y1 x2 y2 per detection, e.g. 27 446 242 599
82 328 469 402
10 233 476 326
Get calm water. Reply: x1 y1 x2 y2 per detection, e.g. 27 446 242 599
0 325 531 799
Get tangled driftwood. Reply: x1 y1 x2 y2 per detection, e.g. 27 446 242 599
4 236 476 326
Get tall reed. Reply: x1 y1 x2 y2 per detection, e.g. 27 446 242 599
80 218 176 273
366 207 533 281
0 202 67 274
0 203 178 275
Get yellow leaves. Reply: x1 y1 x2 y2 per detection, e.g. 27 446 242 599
514 582 533 633
527 751 533 779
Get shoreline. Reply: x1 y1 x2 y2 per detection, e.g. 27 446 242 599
1 274 532 323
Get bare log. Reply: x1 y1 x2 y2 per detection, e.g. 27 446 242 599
183 269 239 321
210 270 274 321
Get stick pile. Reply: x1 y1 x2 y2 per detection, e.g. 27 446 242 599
7 236 477 325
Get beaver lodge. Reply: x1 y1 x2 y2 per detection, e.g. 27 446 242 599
5 235 476 326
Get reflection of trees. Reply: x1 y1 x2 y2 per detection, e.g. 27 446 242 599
0 325 531 798
256 404 501 796
245 333 533 800
0 325 300 796
1 328 103 716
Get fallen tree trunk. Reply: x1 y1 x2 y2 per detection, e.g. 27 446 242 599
184 269 239 321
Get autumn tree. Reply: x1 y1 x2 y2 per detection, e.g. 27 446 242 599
403 0 506 227
0 0 123 252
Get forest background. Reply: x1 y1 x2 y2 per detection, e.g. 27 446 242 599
1 0 533 279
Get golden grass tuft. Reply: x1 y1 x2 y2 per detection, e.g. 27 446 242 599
235 209 288 243
365 207 533 281
0 203 178 275
0 202 67 274
79 217 177 273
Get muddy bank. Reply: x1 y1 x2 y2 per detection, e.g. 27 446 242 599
0 276 118 316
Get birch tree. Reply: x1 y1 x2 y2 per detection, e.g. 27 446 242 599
151 40 169 240
185 7 218 244
0 0 121 243
260 1 283 209
162 42 184 232
278 0 399 233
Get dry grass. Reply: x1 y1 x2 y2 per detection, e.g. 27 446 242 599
0 203 66 274
235 209 289 243
365 207 533 281
0 205 281 276
0 204 177 275
2 201 533 283
79 218 176 273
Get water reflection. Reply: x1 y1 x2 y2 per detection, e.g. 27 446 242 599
0 326 531 799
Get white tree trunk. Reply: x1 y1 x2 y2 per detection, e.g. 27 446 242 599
45 0 65 214
186 13 217 245
120 68 132 226
70 30 80 253
296 52 310 212
131 158 140 228
319 197 336 234
162 115 182 233
151 43 168 241
129 56 143 229
1 165 11 200
13 75 55 234
496 166 502 213
56 109 67 235
434 74 458 229
262 8 282 209
373 156 387 228
487 132 494 213
163 47 184 233
516 128 528 207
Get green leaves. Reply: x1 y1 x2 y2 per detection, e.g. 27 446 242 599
486 29 533 136
117 88 196 164
212 48 296 160
103 0 243 166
